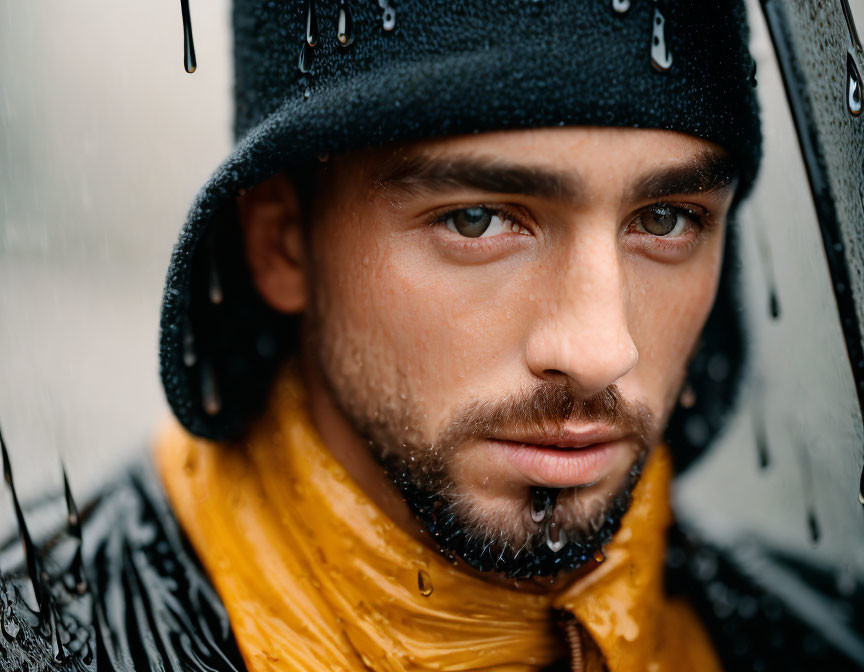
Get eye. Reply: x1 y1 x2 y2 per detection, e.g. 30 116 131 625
441 206 529 238
634 204 696 237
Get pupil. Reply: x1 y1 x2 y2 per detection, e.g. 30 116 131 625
453 207 492 237
644 205 677 236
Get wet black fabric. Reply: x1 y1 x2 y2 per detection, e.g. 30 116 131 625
0 461 246 672
159 0 762 469
1 463 862 671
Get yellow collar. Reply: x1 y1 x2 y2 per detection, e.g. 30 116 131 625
156 371 721 672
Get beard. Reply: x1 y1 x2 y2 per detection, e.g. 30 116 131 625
306 294 656 578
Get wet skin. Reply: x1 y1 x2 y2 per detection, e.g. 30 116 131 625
238 127 737 585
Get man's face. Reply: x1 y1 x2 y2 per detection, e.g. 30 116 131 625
252 127 736 578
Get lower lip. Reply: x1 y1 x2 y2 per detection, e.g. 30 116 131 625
494 439 621 488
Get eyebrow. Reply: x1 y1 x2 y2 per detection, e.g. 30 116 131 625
375 155 580 202
374 148 739 204
628 151 739 200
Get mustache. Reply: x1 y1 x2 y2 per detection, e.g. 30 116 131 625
437 382 653 449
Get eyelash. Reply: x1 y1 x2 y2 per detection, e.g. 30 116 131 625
429 203 711 240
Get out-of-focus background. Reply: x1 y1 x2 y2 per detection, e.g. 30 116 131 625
0 0 862 589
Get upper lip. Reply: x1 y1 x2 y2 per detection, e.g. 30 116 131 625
491 424 627 449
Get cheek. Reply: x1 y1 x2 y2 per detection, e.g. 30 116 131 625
626 235 725 410
312 219 530 426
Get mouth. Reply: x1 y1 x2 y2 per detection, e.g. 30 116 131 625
489 425 629 488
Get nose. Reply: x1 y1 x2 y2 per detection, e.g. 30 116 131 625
524 236 639 397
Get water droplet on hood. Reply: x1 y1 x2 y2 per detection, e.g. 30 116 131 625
200 360 222 416
298 42 314 74
612 0 631 13
306 0 319 47
180 0 197 73
417 570 433 596
378 0 396 31
650 8 673 72
337 0 354 47
847 53 862 116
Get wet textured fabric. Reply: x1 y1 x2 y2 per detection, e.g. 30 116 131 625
156 369 721 672
159 0 761 468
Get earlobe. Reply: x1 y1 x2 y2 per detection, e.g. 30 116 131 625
237 174 308 314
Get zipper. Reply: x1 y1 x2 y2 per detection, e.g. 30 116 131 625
559 614 584 672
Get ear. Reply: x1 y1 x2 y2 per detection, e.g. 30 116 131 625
237 173 307 314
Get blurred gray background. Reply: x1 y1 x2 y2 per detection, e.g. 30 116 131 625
0 0 862 586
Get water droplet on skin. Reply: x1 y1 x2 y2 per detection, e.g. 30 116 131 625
337 0 354 47
593 549 606 563
612 0 630 13
650 8 673 71
306 0 319 47
180 0 197 73
545 521 566 553
417 570 433 596
530 487 556 524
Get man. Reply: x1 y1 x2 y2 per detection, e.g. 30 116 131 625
1 1 861 671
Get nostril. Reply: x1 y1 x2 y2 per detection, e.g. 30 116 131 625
544 369 566 378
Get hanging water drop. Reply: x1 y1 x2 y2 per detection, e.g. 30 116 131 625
337 0 354 47
612 0 630 13
417 570 433 597
182 326 196 367
847 53 862 116
298 42 314 74
593 549 606 564
180 0 197 73
650 8 672 72
200 360 221 416
209 254 223 305
530 487 556 523
306 0 319 47
545 521 566 553
858 467 863 506
769 289 781 319
378 0 396 31
807 509 820 543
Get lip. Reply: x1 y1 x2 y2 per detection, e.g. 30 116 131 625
490 425 628 488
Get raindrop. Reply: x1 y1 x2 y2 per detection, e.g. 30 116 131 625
298 42 314 74
807 509 820 544
180 0 197 73
200 360 221 416
182 325 197 367
769 290 781 319
612 0 630 13
62 466 87 594
754 219 780 319
650 8 673 72
337 0 354 47
858 467 863 507
545 521 566 553
378 0 396 31
317 151 330 162
749 60 758 88
417 570 433 597
209 252 223 305
847 53 862 116
593 549 606 564
530 487 556 523
306 0 319 47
